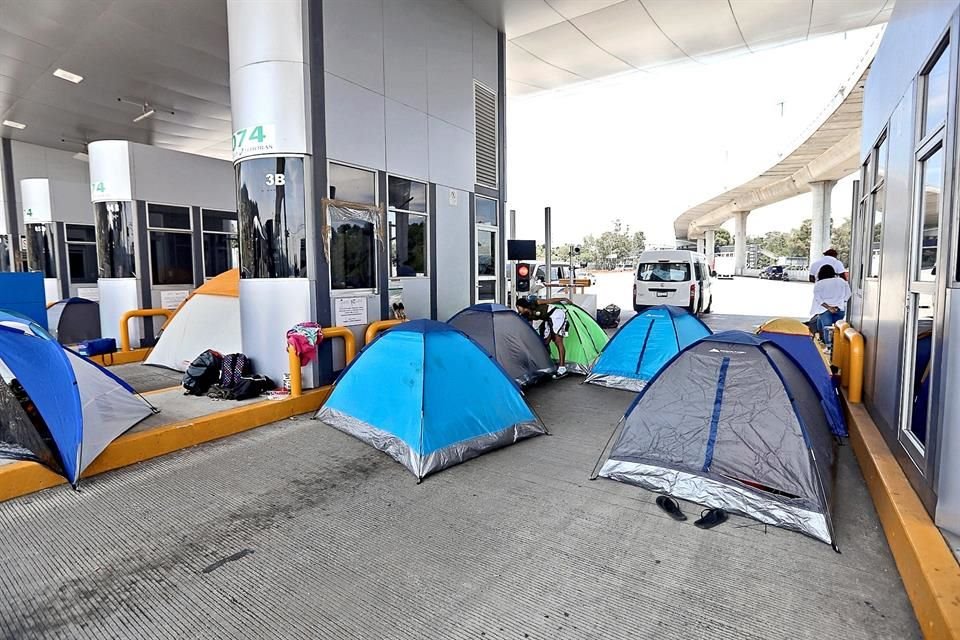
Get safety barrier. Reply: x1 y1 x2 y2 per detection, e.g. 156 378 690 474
119 309 174 352
287 325 356 398
364 319 403 345
832 320 864 404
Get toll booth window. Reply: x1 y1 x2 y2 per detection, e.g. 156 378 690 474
329 163 376 203
330 212 376 290
921 42 950 139
65 224 97 284
388 176 427 278
236 157 308 278
202 209 238 278
867 135 888 278
475 196 497 225
95 201 136 278
147 203 194 285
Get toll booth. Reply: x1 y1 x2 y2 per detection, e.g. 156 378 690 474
87 141 236 346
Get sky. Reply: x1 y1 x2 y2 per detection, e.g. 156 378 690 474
506 25 884 246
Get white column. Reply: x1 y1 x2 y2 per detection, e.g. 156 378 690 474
704 228 716 267
809 180 835 267
734 211 749 276
696 237 705 254
227 0 317 386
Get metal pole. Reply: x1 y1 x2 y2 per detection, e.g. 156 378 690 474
509 209 517 305
544 206 551 299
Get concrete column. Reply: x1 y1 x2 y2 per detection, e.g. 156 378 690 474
696 237 705 254
704 228 716 267
809 180 835 266
733 211 749 276
227 0 320 386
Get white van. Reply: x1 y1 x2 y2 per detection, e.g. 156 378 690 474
633 250 713 314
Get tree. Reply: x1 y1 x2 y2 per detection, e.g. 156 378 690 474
630 230 646 256
713 228 732 251
832 218 852 266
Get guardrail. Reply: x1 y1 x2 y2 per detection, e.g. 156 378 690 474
364 319 403 345
287 325 356 398
832 320 864 404
119 309 174 352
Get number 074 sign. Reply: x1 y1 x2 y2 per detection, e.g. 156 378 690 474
232 124 276 161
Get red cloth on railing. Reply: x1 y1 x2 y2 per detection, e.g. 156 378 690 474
286 322 323 366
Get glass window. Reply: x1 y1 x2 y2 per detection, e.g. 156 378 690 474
388 177 426 213
868 182 885 277
388 211 427 277
95 201 136 278
202 209 238 234
203 234 238 278
922 43 950 138
330 216 376 289
476 196 497 225
637 262 691 282
149 231 193 285
66 224 96 243
0 236 10 272
65 224 98 284
147 204 191 230
237 157 308 278
68 244 98 284
916 146 943 282
907 292 936 444
25 224 56 277
874 136 888 185
478 279 496 299
477 229 496 277
329 163 376 203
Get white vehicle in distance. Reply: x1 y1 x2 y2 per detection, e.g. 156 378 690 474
714 253 735 279
633 250 713 314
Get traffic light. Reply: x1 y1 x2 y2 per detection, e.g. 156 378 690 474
516 262 531 293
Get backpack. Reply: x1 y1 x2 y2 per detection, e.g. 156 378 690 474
597 304 621 329
219 353 253 389
228 375 276 400
182 350 223 396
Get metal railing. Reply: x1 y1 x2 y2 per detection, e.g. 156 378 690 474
832 320 864 404
364 319 403 345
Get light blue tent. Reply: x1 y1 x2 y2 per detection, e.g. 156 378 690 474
0 310 155 485
586 305 711 391
315 319 546 480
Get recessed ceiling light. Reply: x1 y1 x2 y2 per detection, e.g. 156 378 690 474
53 68 83 84
2 120 26 129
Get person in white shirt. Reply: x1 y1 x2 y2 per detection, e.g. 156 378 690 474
808 249 848 282
810 264 851 345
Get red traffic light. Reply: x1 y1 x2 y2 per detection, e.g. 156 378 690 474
517 264 530 277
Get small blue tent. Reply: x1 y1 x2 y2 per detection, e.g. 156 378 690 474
586 305 711 391
757 327 847 437
315 319 546 480
0 310 155 485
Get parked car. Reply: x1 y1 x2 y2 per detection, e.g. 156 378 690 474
759 265 790 281
633 250 712 314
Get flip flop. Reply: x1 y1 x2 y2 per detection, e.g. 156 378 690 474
694 508 728 529
656 496 687 521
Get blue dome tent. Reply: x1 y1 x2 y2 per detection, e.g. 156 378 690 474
757 321 847 437
448 303 555 386
315 320 546 480
0 310 155 485
586 305 711 391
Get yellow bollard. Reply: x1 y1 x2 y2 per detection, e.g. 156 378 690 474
844 326 864 404
287 346 302 398
364 319 403 345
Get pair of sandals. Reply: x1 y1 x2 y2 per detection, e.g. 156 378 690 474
656 495 728 529
391 302 408 321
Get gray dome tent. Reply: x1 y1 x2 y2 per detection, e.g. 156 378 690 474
46 298 101 345
448 303 555 386
594 331 838 548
